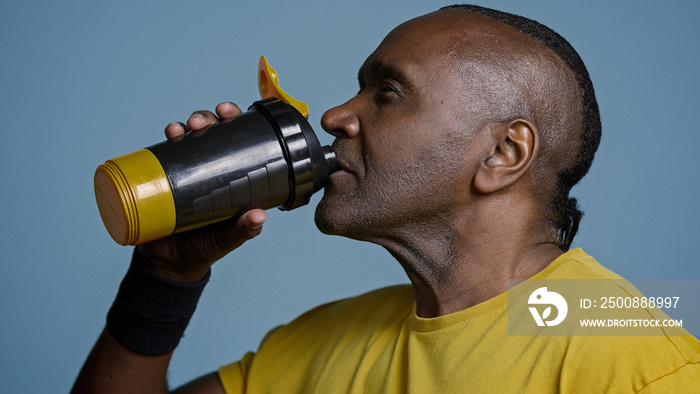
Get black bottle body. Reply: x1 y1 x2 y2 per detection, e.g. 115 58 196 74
94 99 337 245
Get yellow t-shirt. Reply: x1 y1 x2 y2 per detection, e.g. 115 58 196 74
219 248 700 393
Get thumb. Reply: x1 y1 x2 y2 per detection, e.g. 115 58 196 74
214 209 268 253
238 209 267 240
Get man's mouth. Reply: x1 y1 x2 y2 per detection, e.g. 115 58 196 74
333 157 356 176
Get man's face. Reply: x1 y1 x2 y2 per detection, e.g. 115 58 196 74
314 12 489 241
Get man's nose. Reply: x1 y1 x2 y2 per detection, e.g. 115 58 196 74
320 102 360 139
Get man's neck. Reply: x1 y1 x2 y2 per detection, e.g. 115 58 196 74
375 211 564 318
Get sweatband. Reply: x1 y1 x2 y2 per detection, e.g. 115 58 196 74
106 251 210 355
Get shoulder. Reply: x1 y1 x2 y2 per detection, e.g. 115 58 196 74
218 285 415 392
560 334 700 392
550 250 700 391
543 248 624 280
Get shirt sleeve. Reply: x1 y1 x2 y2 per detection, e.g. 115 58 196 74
217 325 284 393
218 351 256 394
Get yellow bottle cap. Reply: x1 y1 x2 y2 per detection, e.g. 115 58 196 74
258 55 310 118
94 149 176 246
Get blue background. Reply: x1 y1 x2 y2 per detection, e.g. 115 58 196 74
1 0 698 391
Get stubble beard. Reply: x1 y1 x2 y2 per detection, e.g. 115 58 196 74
314 163 463 287
314 180 383 241
314 126 473 246
314 160 455 243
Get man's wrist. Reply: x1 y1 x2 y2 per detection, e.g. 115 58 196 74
106 250 210 355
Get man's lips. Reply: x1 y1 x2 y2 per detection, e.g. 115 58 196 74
324 156 358 192
333 157 356 176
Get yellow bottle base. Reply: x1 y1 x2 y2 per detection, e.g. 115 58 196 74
94 149 176 246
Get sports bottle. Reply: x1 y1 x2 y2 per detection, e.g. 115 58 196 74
94 57 337 245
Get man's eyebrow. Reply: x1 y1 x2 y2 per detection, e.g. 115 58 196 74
357 59 410 85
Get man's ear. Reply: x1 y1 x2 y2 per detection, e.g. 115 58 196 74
473 119 539 194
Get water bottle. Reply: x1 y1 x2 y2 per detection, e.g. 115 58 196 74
94 57 337 245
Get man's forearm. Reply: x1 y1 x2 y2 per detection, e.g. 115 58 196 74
71 328 171 393
72 251 210 393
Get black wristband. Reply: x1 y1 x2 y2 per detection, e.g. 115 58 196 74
106 251 210 355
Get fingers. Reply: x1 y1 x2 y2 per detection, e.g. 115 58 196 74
215 102 242 123
163 112 214 140
164 122 188 140
187 110 219 131
164 102 243 140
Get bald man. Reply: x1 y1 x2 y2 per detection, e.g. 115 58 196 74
73 5 700 393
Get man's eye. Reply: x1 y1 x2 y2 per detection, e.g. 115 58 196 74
379 83 398 95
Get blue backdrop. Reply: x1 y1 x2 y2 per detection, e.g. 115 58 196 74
1 1 698 391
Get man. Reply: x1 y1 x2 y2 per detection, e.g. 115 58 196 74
73 5 700 393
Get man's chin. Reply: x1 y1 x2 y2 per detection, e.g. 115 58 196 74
314 191 376 239
313 196 361 237
314 201 343 236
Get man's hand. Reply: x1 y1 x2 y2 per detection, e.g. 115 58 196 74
138 102 268 283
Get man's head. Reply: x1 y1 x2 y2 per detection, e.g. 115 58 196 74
439 5 602 251
315 5 600 251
